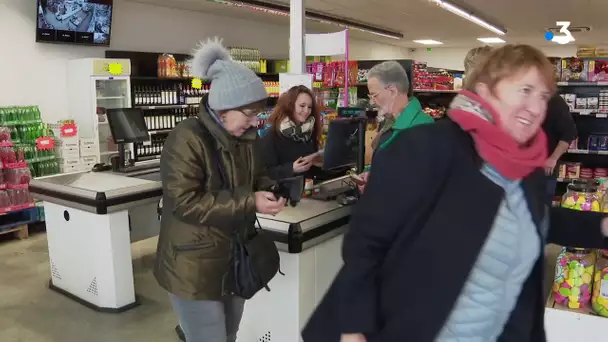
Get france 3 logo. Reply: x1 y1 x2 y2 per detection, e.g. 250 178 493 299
545 21 575 45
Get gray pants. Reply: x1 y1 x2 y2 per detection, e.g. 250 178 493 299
169 293 245 342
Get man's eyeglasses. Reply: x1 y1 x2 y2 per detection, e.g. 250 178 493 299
367 85 391 101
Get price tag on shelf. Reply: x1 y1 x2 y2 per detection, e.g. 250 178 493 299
36 136 55 151
578 109 593 115
192 78 203 89
107 62 123 76
60 123 78 137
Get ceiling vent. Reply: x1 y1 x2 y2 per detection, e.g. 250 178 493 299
547 26 591 33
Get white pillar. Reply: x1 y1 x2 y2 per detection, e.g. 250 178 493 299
289 0 305 74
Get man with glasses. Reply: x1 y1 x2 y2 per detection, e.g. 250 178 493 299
357 61 434 192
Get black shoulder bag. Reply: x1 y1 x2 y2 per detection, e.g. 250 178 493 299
209 141 281 300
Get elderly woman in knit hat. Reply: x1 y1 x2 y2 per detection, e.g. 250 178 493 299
154 38 285 342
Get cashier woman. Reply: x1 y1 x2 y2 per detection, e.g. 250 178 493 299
259 85 323 180
154 38 285 342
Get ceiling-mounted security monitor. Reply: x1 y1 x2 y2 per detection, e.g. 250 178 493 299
36 0 114 46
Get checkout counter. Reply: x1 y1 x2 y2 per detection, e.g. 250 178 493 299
29 107 365 341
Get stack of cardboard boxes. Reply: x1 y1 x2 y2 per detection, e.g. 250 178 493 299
51 123 100 173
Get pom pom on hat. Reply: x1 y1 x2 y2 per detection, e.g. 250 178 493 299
187 37 268 111
190 37 232 79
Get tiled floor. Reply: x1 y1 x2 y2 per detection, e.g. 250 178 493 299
0 228 564 342
0 231 178 342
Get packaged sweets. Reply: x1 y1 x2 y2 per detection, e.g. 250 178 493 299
553 247 596 309
562 183 601 212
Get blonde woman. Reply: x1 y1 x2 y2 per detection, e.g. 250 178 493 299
303 44 608 342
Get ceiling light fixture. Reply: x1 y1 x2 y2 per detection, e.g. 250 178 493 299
428 0 506 35
477 37 505 44
207 0 404 39
413 40 443 45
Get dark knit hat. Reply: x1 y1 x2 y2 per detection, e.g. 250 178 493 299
189 38 268 111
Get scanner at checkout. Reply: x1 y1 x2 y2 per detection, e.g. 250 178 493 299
117 160 160 176
91 160 160 176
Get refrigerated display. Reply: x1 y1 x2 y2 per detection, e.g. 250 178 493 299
67 58 132 165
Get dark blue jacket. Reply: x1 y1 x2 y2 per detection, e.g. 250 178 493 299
302 119 607 342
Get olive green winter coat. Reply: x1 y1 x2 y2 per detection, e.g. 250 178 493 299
154 99 274 301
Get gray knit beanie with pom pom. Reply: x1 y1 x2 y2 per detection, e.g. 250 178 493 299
189 37 268 111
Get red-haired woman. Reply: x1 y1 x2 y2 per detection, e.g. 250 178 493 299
259 85 323 180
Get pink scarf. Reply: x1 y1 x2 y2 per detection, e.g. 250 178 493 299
447 90 547 179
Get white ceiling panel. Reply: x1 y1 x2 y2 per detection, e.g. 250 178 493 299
129 0 608 48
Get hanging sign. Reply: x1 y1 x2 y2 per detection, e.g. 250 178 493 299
36 136 55 151
60 123 78 137
107 62 123 76
192 78 203 89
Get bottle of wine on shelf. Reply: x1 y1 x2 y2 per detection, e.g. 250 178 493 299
144 112 177 131
137 136 166 158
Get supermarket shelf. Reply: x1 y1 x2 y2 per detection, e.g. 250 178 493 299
566 149 608 155
131 73 276 81
149 129 172 135
413 89 459 94
97 96 125 100
571 109 608 118
2 119 42 127
557 81 608 86
131 76 198 81
0 202 36 216
556 177 593 183
26 156 56 164
137 104 199 110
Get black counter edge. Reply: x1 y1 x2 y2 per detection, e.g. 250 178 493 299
48 280 140 313
263 216 350 253
30 185 162 215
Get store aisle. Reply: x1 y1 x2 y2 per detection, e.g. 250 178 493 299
0 234 178 342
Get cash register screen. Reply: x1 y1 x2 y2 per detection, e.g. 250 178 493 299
106 108 150 144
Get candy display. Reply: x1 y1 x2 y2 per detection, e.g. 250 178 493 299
561 183 600 212
412 61 456 91
560 57 588 82
422 106 446 119
553 248 596 309
548 57 562 81
588 60 608 82
571 179 604 201
592 250 608 317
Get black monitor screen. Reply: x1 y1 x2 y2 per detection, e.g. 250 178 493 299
338 107 366 118
36 0 113 46
106 108 150 144
323 119 360 170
